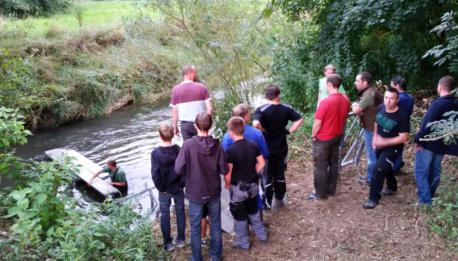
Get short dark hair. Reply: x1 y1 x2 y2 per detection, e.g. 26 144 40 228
439 75 455 92
159 123 174 141
182 65 195 76
195 112 212 132
327 74 342 88
232 104 250 118
391 76 407 91
107 159 117 168
386 87 399 97
266 85 280 100
358 72 372 84
226 117 245 136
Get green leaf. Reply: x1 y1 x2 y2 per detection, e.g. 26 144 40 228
4 206 20 218
17 198 29 210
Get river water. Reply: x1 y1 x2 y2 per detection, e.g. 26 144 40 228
15 98 176 216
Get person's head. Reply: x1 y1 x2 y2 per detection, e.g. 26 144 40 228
384 87 399 110
323 64 336 77
326 74 342 90
390 76 406 92
226 116 245 138
266 85 281 101
182 65 197 81
107 159 117 170
355 72 372 91
158 123 174 142
232 104 250 123
437 75 455 96
194 112 212 133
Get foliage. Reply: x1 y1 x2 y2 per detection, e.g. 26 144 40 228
265 0 458 112
148 0 273 132
0 0 72 17
423 110 458 145
423 11 458 74
0 108 31 184
427 165 458 252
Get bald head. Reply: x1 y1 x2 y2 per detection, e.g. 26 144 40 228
182 65 197 81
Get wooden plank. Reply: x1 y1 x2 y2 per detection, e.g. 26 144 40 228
45 149 119 196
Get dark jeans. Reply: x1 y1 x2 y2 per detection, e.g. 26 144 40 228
181 121 197 141
312 135 342 198
188 197 222 261
265 150 287 206
158 191 186 245
369 146 400 202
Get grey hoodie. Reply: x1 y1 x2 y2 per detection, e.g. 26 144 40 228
174 135 228 203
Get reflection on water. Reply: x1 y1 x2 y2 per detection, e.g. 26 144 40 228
15 99 181 216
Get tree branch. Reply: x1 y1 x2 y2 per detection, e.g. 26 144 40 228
420 129 458 141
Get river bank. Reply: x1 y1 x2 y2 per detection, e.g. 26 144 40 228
156 138 457 260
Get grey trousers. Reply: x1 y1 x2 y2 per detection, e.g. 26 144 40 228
312 134 342 198
230 182 267 248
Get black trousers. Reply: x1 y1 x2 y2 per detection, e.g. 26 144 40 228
369 146 400 202
181 121 197 141
264 150 287 206
312 135 342 198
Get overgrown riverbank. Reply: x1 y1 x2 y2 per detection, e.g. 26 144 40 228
0 1 182 130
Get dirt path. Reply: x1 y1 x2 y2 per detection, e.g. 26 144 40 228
154 141 457 260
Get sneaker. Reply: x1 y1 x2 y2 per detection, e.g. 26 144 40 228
308 193 326 200
231 242 249 251
358 177 370 185
201 237 209 247
164 242 175 252
381 188 395 196
362 200 377 209
172 237 186 248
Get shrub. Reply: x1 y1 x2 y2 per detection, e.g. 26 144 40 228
0 0 72 17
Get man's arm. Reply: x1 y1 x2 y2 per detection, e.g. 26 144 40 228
311 119 322 139
289 118 304 134
172 106 179 135
224 163 233 189
174 146 187 175
352 103 364 115
205 99 213 115
373 132 409 150
88 170 103 186
252 120 264 132
255 155 266 174
111 181 127 186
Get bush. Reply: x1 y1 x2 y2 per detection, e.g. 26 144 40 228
0 0 72 17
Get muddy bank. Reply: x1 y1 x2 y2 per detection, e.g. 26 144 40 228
153 139 456 260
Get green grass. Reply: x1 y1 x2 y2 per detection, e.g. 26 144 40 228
0 1 159 38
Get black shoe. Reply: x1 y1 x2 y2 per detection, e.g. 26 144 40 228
381 188 395 196
363 200 377 209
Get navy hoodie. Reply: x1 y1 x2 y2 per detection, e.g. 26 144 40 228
415 94 458 156
151 145 185 195
174 135 228 203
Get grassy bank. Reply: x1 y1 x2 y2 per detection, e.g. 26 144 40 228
0 1 181 130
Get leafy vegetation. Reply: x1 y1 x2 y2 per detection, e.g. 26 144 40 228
0 0 72 17
264 0 458 112
0 108 166 260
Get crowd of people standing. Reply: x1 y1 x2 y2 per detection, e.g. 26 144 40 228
148 65 456 261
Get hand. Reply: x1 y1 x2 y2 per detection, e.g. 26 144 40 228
415 144 423 151
174 126 180 136
224 183 230 189
88 179 93 187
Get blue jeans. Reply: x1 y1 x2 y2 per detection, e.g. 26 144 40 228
363 130 376 182
188 197 222 261
158 192 186 245
414 148 444 205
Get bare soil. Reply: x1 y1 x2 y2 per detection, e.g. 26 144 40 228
153 140 457 261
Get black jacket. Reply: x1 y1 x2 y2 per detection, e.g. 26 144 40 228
151 145 185 194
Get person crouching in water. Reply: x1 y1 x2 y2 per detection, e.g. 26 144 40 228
224 117 268 250
89 159 128 198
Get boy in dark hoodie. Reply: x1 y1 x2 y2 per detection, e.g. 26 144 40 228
175 112 228 261
151 123 186 252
